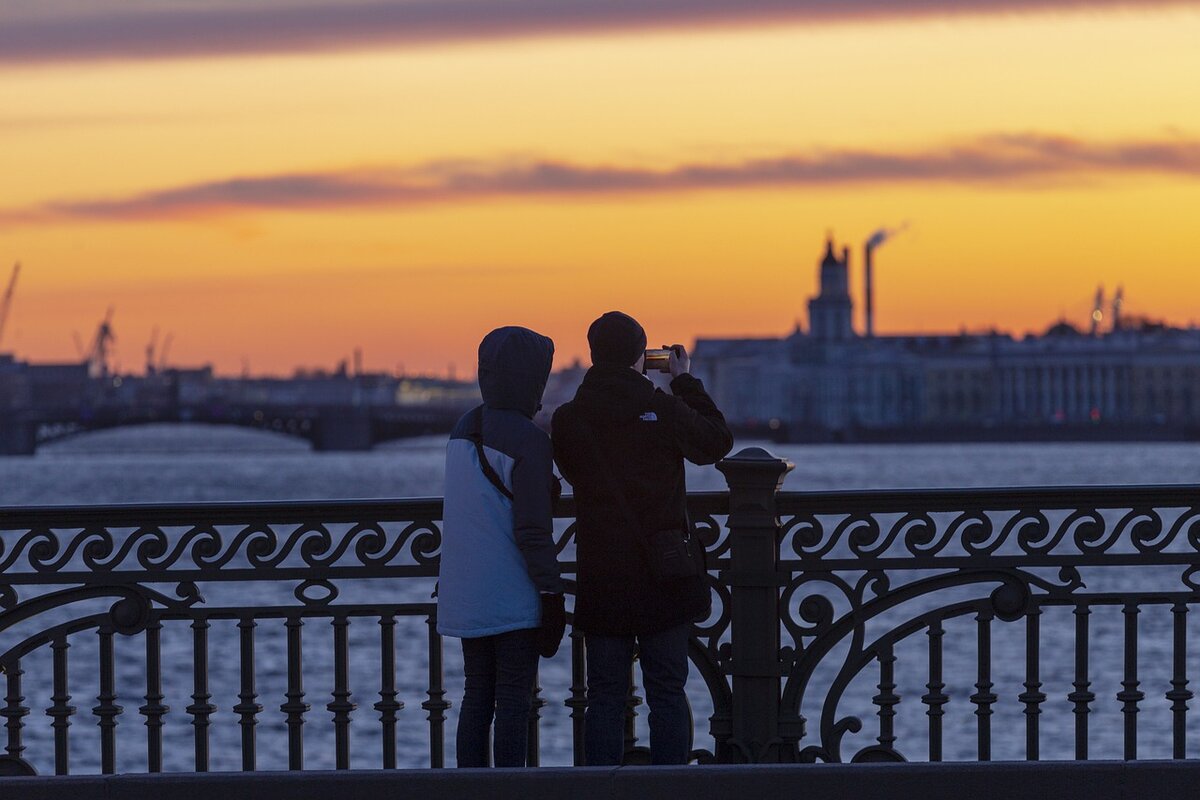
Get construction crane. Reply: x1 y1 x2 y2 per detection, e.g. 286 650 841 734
86 307 116 378
158 332 173 372
145 327 160 375
0 262 20 351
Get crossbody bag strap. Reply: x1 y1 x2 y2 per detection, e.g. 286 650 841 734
466 406 514 501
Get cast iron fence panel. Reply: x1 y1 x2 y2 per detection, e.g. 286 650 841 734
2 450 1199 774
777 485 1200 764
0 494 732 775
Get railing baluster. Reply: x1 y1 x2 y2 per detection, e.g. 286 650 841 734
970 611 996 761
233 616 262 771
328 614 355 769
139 619 168 773
624 662 644 759
527 667 544 767
1168 602 1191 760
93 625 122 774
873 640 898 751
567 629 587 766
187 616 215 771
1119 602 1144 760
422 615 448 768
48 634 75 775
1019 608 1045 761
922 620 947 761
281 615 309 770
3 658 28 761
374 613 402 770
1068 603 1094 760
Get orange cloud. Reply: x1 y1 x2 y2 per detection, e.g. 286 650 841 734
4 133 1199 227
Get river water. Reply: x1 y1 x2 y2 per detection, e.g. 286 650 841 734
2 427 1199 772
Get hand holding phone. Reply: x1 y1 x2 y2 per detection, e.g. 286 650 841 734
667 344 690 378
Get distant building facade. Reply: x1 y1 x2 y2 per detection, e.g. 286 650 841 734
0 354 32 414
694 237 1200 439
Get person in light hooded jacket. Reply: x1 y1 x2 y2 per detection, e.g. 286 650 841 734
438 326 566 768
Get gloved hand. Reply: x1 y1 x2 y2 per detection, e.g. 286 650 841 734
536 593 567 658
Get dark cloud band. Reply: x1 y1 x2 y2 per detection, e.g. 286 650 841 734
3 133 1199 226
1 0 1195 65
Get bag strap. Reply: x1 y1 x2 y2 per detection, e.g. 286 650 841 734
465 406 514 501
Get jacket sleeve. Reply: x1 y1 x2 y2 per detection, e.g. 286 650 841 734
668 373 735 466
512 429 565 594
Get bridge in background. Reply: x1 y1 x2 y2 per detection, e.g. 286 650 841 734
0 358 476 454
18 402 462 453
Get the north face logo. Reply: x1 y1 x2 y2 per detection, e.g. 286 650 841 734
639 411 658 422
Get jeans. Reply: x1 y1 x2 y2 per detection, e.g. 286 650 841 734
457 628 539 768
584 623 691 766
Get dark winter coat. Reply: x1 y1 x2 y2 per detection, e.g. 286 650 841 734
551 365 734 636
438 327 564 638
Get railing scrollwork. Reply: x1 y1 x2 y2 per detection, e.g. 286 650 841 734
2 455 1199 773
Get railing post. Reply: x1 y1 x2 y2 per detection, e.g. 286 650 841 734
717 446 793 763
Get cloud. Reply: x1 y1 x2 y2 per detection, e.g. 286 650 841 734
1 0 1196 65
3 133 1200 227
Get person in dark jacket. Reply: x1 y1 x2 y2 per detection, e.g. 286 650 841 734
439 326 567 768
551 311 734 766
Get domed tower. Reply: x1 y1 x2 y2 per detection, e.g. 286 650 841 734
807 236 855 342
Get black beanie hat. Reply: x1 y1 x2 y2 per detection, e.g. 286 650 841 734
588 311 647 367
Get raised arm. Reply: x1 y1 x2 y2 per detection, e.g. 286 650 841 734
666 345 734 465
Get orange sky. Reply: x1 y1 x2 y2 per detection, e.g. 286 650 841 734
2 4 1200 376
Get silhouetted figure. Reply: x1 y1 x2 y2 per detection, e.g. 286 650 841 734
552 311 733 765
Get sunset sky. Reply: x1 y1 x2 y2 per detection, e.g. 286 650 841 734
3 0 1200 376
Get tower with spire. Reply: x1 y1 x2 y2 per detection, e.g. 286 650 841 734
807 236 855 342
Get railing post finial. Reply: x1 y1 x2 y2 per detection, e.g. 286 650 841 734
717 446 793 763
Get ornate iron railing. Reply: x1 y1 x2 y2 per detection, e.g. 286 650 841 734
0 490 731 775
775 483 1200 764
1 447 1198 775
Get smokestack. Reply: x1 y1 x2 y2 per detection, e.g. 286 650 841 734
862 223 909 339
864 243 875 339
1090 284 1105 337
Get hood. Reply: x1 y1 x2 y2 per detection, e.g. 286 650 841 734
477 326 555 418
573 364 656 422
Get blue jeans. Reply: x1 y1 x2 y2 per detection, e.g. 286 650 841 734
584 623 691 766
457 628 539 768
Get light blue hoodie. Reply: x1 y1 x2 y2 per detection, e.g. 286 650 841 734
437 326 564 638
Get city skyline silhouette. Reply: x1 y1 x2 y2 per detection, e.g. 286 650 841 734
2 1 1199 375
